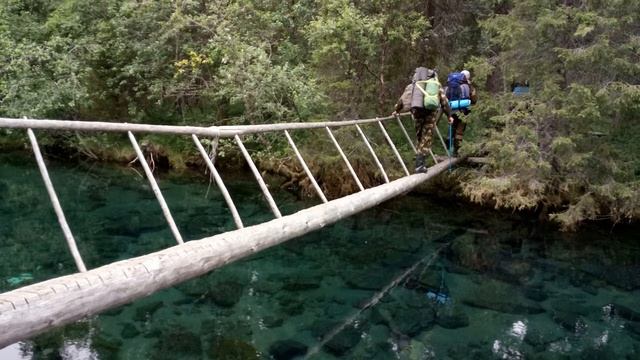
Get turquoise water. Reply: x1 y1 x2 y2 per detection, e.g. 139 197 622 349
1 153 639 359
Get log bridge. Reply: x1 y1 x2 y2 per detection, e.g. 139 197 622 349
0 114 460 347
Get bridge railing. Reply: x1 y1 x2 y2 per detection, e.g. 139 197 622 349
0 114 459 346
0 114 424 274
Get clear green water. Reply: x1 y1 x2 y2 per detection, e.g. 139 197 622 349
1 153 639 359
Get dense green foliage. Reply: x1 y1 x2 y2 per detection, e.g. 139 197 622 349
0 0 638 229
460 0 640 229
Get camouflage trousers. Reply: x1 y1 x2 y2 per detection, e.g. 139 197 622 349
451 113 467 155
411 108 438 156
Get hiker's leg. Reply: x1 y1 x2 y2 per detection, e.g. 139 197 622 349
412 108 426 146
452 115 466 156
416 115 433 157
412 109 429 173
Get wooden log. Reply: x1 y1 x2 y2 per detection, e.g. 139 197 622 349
0 158 459 347
356 124 389 183
284 130 328 203
129 132 184 245
27 129 87 273
325 127 364 191
0 114 412 138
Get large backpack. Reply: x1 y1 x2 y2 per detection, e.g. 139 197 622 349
415 78 441 110
446 72 470 101
446 72 471 110
399 84 413 111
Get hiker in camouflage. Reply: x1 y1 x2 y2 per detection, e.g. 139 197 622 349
394 67 452 173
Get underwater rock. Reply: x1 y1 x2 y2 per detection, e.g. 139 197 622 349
309 319 341 340
414 270 442 290
143 328 162 339
208 337 259 360
523 328 562 353
380 302 436 337
282 274 320 291
151 327 201 360
552 311 586 333
495 259 533 284
522 284 548 302
102 209 165 237
120 323 140 339
341 244 390 265
253 280 282 295
172 298 193 306
323 324 362 356
613 303 640 322
102 306 125 317
368 324 391 348
598 265 640 291
91 235 133 260
384 235 422 254
549 299 592 317
209 280 244 308
461 279 545 315
277 294 305 317
446 233 498 271
133 301 163 322
398 339 431 360
580 284 598 296
579 344 618 360
269 339 308 360
626 321 640 340
177 277 210 298
201 317 253 339
447 342 493 360
262 315 284 328
549 299 591 333
345 270 390 291
324 301 350 318
436 305 470 329
92 334 123 359
389 287 434 309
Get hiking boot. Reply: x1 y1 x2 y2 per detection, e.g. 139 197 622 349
415 164 428 173
414 155 428 173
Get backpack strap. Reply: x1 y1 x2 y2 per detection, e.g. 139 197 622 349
414 81 428 96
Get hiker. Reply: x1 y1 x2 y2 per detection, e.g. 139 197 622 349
394 67 452 173
445 70 478 156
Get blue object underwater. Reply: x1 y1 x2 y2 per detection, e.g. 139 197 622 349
6 273 34 286
426 289 450 305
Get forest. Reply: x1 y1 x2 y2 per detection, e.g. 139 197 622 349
1 0 639 230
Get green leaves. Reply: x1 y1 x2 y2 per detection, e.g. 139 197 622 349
466 0 640 229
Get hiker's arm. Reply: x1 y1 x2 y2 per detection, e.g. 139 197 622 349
393 97 403 114
439 89 454 123
470 84 478 104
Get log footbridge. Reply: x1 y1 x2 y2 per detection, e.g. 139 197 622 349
0 115 460 346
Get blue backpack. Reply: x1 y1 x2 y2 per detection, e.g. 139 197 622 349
446 72 471 110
